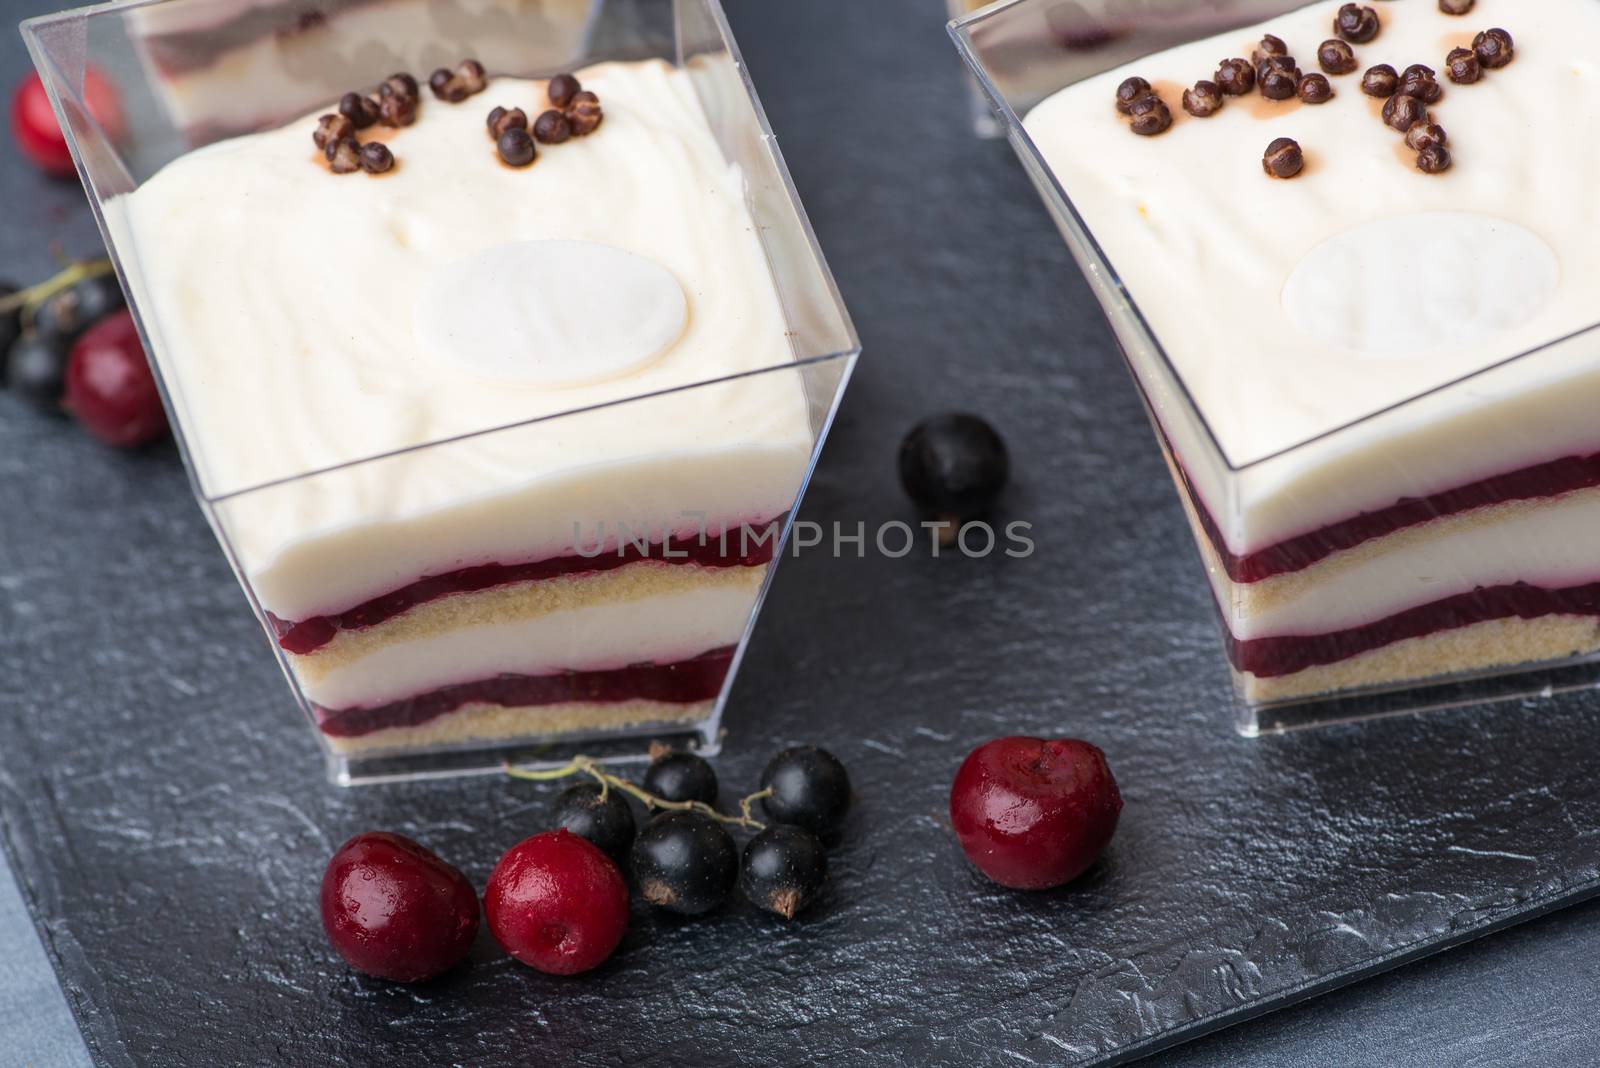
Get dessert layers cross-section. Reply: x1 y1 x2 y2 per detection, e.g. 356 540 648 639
1025 0 1600 703
108 57 817 753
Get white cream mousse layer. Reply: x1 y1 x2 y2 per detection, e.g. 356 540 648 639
107 60 815 625
1026 0 1600 556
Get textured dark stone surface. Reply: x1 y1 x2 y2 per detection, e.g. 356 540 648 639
4 0 1600 1066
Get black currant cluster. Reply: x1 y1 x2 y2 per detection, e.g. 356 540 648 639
549 746 851 920
1 261 124 411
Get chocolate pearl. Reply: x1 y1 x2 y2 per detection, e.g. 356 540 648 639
487 106 529 139
1439 0 1474 14
1258 54 1298 76
497 127 536 167
1318 39 1358 75
566 90 604 136
1474 28 1514 69
429 69 469 103
312 113 354 150
1215 58 1256 95
1259 66 1299 100
380 72 418 99
532 108 572 143
1362 64 1399 97
1126 95 1172 136
1446 47 1481 84
358 141 394 175
1297 73 1334 104
1262 137 1304 179
1115 76 1153 115
1400 64 1443 103
1182 80 1224 118
1416 143 1453 174
1382 92 1428 132
339 92 380 129
1252 34 1288 65
456 59 487 95
1404 122 1448 152
1335 4 1380 44
325 136 362 174
547 72 581 109
378 92 417 127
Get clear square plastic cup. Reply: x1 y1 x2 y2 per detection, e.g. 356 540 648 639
24 0 858 782
952 0 1600 733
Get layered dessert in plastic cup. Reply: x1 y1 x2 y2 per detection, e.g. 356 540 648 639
953 0 1600 730
25 0 857 781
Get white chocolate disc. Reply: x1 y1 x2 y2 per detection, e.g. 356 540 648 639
415 240 687 386
1282 212 1559 359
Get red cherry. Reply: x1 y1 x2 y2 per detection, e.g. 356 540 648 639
485 829 629 975
950 736 1122 890
64 308 167 448
319 832 480 983
12 67 123 178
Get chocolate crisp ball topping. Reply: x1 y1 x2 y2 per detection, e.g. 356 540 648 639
1361 63 1400 97
1263 137 1304 179
1335 4 1380 44
1115 76 1153 114
1252 34 1289 65
1297 73 1334 104
1382 92 1428 132
533 108 572 144
1474 28 1514 69
325 136 362 174
1416 143 1453 174
380 72 418 99
566 90 604 136
1215 58 1256 95
1318 39 1358 75
358 141 394 175
1404 121 1448 152
1259 64 1300 101
456 60 487 95
312 113 354 150
1439 0 1474 14
1400 64 1443 103
1125 94 1172 136
1446 47 1482 84
429 60 489 103
339 92 380 129
1182 80 1224 118
497 127 536 167
547 73 582 110
378 92 417 127
486 106 528 140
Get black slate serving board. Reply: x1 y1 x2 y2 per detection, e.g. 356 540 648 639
5 0 1600 1065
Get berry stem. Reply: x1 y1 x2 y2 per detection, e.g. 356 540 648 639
0 257 115 326
503 756 768 831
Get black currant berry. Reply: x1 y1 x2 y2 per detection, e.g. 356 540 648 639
642 751 718 805
35 274 123 347
760 746 851 836
631 811 738 916
8 334 68 410
740 825 827 919
552 782 635 866
898 412 1009 518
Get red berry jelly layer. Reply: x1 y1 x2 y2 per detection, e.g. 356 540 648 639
1227 581 1600 678
316 646 736 738
270 519 782 656
1185 450 1600 584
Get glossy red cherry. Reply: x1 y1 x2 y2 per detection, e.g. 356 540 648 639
485 829 629 975
64 308 167 447
319 832 480 983
950 736 1122 890
12 67 123 178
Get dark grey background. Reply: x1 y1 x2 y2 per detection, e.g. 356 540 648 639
3 0 1600 1065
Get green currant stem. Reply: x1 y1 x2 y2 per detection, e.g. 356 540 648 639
0 257 115 326
503 755 770 831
